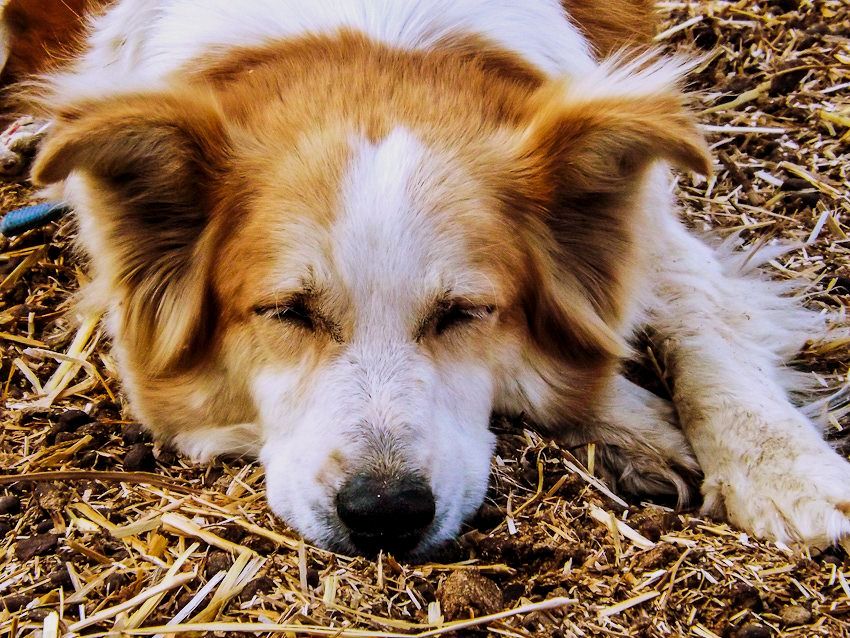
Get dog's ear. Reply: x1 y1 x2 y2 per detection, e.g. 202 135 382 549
32 91 229 374
512 60 710 365
518 65 711 195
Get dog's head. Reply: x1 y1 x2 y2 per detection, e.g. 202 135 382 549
33 38 708 556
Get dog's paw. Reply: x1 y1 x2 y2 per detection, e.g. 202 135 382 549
702 444 850 547
0 116 50 178
579 377 701 506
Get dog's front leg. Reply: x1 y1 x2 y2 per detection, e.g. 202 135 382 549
647 183 850 546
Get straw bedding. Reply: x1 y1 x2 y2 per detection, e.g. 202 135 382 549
1 1 849 636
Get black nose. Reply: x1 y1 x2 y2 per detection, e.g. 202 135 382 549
336 473 436 556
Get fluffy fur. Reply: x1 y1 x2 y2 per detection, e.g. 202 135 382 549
6 0 850 555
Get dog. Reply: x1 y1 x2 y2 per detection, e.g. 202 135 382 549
4 0 850 557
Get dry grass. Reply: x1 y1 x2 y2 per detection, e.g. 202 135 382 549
1 1 850 636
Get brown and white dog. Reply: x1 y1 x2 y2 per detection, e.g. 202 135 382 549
4 0 850 557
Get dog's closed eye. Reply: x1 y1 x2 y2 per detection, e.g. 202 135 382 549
422 301 495 339
254 297 316 331
434 303 494 335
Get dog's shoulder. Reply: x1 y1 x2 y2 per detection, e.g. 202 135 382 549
32 0 604 102
3 0 662 105
0 0 111 84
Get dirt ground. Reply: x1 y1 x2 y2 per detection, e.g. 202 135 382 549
1 1 850 636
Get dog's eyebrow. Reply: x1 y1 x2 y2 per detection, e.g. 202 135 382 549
252 275 321 307
252 289 314 311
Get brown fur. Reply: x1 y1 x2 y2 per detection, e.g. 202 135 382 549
34 91 230 374
514 79 709 361
0 0 110 86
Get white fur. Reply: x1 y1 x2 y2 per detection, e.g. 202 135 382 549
557 51 700 103
172 422 263 462
588 376 700 505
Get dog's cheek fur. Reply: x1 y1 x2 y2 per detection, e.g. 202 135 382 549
119 357 261 460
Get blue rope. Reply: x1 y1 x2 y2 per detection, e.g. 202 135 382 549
1 202 71 237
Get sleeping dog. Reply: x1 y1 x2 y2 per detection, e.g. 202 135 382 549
4 0 850 557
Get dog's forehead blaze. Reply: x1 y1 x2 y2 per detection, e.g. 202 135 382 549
332 130 523 313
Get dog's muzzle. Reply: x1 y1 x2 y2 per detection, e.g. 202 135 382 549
335 472 436 555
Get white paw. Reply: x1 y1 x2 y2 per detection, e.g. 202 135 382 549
0 116 50 177
702 442 850 547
